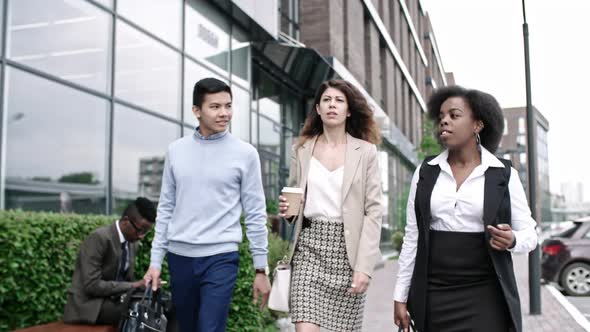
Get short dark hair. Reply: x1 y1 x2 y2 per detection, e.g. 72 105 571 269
192 78 232 108
122 197 156 223
427 85 505 153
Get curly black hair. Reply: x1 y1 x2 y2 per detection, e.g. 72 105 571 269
122 197 157 223
427 85 504 153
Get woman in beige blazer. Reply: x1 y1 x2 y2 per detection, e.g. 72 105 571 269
278 79 383 332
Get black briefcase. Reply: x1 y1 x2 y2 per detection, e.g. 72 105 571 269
119 286 168 332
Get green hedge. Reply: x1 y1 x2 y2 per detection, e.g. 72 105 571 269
0 210 289 331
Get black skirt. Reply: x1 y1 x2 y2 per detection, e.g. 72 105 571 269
426 230 512 332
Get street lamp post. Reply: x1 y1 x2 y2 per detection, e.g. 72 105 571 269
522 0 541 315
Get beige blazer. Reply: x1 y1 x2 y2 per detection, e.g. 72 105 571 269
287 133 383 277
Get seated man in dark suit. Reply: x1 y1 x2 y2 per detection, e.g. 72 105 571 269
63 197 156 326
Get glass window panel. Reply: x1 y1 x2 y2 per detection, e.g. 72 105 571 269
4 68 107 213
231 25 250 87
251 110 258 146
112 104 179 211
520 152 527 165
379 151 389 193
185 0 230 74
518 117 526 134
231 86 250 142
0 0 4 50
258 113 281 155
183 58 226 127
117 0 182 48
260 97 280 123
116 20 181 119
256 70 281 128
8 0 112 93
93 0 113 8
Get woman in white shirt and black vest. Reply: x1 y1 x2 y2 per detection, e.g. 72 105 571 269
393 86 537 332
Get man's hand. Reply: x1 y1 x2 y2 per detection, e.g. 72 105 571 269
487 224 516 251
394 301 410 332
348 271 370 294
143 267 161 291
252 273 271 310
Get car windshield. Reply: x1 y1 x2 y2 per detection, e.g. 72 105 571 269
553 222 582 238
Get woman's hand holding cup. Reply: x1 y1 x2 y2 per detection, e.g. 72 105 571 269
278 195 290 218
278 187 303 218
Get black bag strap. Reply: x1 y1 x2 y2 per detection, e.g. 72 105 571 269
138 283 166 316
398 321 417 332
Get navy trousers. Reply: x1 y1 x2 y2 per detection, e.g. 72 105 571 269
168 251 239 332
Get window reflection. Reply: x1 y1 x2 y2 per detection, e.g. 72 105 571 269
231 26 250 87
93 0 113 8
258 100 281 155
4 68 108 213
251 109 258 146
112 104 180 210
255 69 281 155
185 0 230 74
116 20 181 120
0 0 4 50
8 0 112 92
118 0 182 48
231 86 251 142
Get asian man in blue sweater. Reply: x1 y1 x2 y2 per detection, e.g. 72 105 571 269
143 78 270 332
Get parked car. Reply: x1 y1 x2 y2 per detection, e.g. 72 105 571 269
541 217 590 296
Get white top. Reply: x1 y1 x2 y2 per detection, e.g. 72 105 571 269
303 157 344 221
393 146 538 302
115 219 126 244
115 219 129 271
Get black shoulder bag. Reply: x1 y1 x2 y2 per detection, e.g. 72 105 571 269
119 285 168 332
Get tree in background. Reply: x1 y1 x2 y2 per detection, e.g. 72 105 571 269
418 113 441 161
58 172 99 184
392 114 442 250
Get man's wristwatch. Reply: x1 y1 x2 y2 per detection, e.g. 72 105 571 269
255 266 269 276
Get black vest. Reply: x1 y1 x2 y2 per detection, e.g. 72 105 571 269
407 156 522 332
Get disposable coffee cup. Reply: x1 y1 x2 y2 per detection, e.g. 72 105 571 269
281 187 304 216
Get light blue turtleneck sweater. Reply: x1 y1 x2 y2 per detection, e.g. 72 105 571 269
150 128 268 269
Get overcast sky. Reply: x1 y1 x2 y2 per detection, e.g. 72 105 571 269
421 0 590 201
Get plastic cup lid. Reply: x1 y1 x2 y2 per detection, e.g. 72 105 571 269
281 187 304 194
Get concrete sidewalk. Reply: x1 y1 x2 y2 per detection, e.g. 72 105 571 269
363 253 589 331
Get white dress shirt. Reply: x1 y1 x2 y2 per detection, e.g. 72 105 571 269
303 157 344 221
393 147 538 302
116 219 129 271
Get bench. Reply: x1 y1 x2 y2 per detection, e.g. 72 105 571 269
13 322 117 332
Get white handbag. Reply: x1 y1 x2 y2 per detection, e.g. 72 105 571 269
268 259 291 312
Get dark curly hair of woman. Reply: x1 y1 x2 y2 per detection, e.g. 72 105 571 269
427 85 504 153
298 79 381 146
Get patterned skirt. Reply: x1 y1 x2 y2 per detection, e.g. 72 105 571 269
290 217 365 331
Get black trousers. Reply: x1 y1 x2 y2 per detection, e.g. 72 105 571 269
425 230 512 332
96 298 126 325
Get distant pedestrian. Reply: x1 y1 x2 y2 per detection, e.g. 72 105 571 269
393 86 537 332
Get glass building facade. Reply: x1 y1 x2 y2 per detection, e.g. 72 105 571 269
0 0 268 214
0 0 432 251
